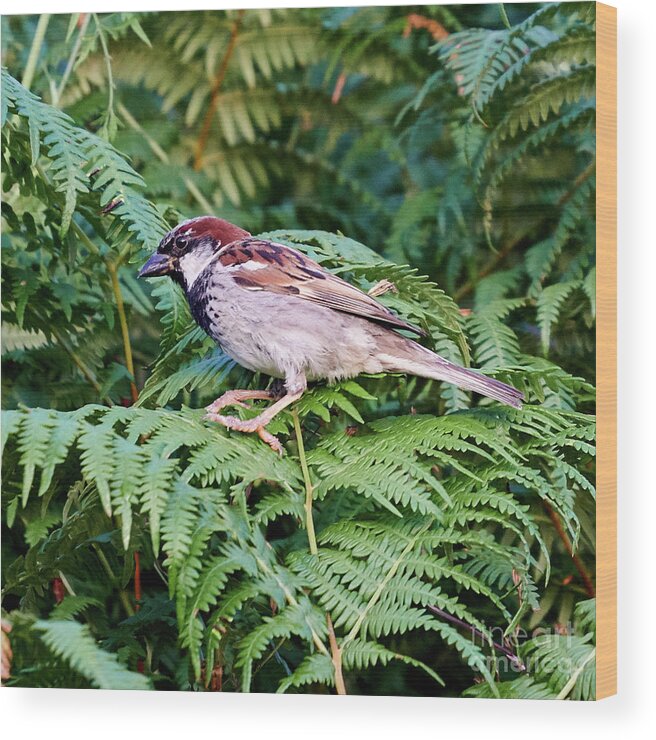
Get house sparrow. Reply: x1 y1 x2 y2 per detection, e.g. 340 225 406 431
139 217 523 452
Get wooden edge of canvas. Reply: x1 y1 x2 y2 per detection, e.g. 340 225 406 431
595 0 617 701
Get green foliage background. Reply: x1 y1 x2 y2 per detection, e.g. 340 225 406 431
1 3 597 697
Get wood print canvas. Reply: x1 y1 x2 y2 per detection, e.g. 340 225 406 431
0 2 616 699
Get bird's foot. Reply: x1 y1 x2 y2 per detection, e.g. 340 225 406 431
205 389 273 415
256 428 284 455
205 412 284 455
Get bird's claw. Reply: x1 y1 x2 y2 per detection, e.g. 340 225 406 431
206 392 251 415
256 427 284 455
204 412 284 455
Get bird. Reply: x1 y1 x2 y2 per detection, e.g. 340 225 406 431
139 216 523 453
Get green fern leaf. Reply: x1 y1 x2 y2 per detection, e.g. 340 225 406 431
536 281 580 353
34 618 152 690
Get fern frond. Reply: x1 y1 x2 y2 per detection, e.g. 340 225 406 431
237 596 326 691
465 673 555 699
277 653 334 693
78 418 116 516
437 20 557 117
430 619 498 695
476 101 595 191
161 480 203 595
468 309 522 369
2 69 167 247
536 281 580 354
34 618 152 690
342 638 443 686
492 66 595 142
524 633 596 699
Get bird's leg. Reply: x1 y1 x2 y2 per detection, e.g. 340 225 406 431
205 389 276 415
205 373 306 454
205 390 304 454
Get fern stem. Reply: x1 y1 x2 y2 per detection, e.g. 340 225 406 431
21 14 51 90
57 571 76 597
118 102 214 212
343 523 430 645
498 4 512 30
93 13 117 138
108 261 139 405
181 175 216 215
292 409 318 556
427 605 525 670
556 647 595 700
251 549 329 657
93 544 135 617
326 613 347 695
52 14 90 107
455 160 596 302
119 591 135 618
133 552 142 609
252 637 287 677
71 220 102 257
51 327 113 405
543 501 595 597
193 9 246 170
557 160 596 207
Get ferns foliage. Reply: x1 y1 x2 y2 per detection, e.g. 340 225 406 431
400 1 596 375
465 598 596 700
3 394 595 694
2 3 597 698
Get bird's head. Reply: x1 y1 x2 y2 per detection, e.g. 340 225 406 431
138 216 251 289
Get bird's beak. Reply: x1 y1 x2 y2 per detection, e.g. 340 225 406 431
138 253 174 278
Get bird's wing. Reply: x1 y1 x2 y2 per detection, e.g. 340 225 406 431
216 238 426 337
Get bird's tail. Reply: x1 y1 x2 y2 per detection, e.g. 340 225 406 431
379 343 524 409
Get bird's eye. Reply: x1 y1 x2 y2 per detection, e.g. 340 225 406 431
176 236 188 250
